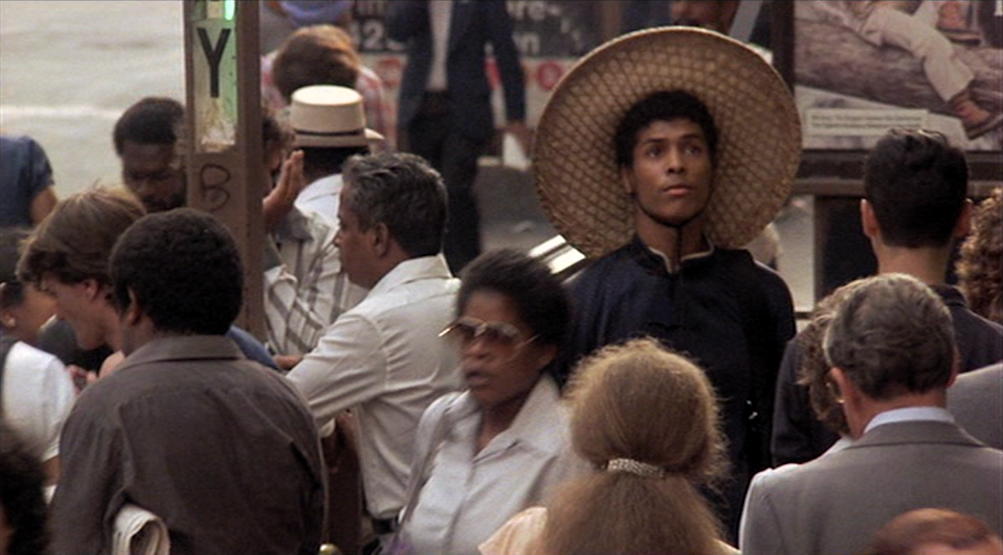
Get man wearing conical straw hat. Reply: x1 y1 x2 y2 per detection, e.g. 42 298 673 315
533 27 800 538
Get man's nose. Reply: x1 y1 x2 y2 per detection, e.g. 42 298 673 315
461 335 491 359
665 147 685 173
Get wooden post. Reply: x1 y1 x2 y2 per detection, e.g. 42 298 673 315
183 0 264 338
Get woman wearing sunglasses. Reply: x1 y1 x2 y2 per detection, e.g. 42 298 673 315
393 249 584 555
480 338 736 555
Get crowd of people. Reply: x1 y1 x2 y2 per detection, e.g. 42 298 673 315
1 3 1001 555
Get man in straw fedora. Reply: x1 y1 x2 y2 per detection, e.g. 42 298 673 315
263 85 379 361
533 27 800 537
287 84 384 231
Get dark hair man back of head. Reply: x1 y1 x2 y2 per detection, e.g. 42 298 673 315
113 97 186 213
340 151 447 259
110 208 242 347
864 129 969 248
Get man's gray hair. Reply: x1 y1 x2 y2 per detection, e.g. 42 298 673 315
342 152 447 258
823 273 955 400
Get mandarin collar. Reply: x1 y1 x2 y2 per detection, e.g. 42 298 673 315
628 234 716 275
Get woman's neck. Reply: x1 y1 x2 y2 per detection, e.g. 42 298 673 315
476 384 536 453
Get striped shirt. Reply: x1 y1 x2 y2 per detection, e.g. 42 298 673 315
264 207 367 355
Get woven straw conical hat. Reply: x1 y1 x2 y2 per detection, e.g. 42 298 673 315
533 27 801 258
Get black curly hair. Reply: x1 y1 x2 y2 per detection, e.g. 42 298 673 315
109 208 242 335
864 129 968 248
614 90 718 170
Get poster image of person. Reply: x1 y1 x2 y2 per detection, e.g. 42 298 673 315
795 0 1002 151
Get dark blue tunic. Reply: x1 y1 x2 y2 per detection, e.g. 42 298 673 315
567 236 795 536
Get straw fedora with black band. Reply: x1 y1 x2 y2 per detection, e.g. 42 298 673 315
533 27 801 259
289 85 384 148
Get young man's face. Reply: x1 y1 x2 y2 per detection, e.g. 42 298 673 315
621 118 714 231
120 141 186 213
40 276 113 350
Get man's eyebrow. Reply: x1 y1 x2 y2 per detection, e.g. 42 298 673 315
639 133 706 143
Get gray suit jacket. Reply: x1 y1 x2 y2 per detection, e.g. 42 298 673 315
949 363 1003 449
741 420 1003 555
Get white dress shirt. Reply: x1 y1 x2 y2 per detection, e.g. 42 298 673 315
264 207 366 355
863 405 955 434
403 376 586 555
426 0 453 91
2 340 76 461
294 173 343 230
287 255 462 518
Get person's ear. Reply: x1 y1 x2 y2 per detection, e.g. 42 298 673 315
123 288 143 326
0 301 15 329
371 222 391 257
829 367 858 405
860 199 881 240
81 278 104 302
535 343 557 372
952 199 973 239
620 166 635 195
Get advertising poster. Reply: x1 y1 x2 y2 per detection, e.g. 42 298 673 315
794 0 1002 151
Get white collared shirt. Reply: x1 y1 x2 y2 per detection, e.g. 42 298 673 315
295 173 343 230
426 0 453 91
403 376 587 555
2 340 75 462
287 255 462 518
863 406 955 435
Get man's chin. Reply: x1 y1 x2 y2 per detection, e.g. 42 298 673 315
143 197 185 213
75 337 107 352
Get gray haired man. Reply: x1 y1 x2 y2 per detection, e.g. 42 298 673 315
741 273 1003 555
286 152 461 545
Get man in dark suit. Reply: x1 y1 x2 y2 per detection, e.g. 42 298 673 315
772 129 1003 465
741 273 1002 555
387 0 528 271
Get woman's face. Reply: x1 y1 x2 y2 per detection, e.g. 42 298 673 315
448 290 555 410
